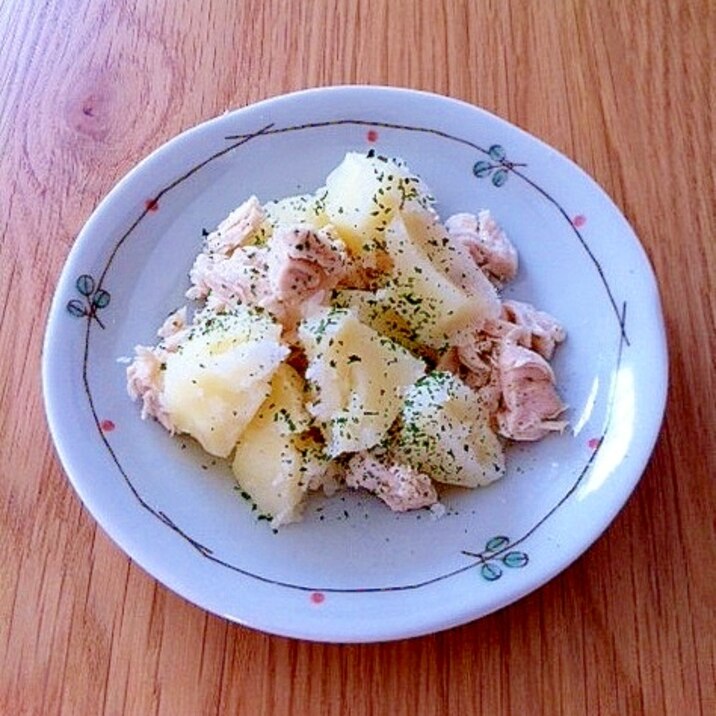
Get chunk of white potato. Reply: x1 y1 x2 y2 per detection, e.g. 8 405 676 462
323 152 433 253
262 191 329 232
299 307 426 456
401 206 500 321
394 371 505 487
233 364 326 525
163 308 289 457
330 288 422 354
380 214 486 349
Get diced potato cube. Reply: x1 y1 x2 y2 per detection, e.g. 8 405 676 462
163 308 289 457
394 371 505 487
381 214 485 349
299 307 426 456
323 152 433 253
233 364 325 525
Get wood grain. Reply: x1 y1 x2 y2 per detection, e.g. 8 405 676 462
1 0 714 713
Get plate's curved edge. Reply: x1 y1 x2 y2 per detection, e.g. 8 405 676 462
41 86 669 642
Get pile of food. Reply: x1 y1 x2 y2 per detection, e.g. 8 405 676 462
127 151 567 526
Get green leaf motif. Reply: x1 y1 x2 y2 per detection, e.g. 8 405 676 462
485 535 509 553
92 289 111 309
502 551 529 568
473 160 492 178
481 562 502 581
67 300 86 318
76 274 95 297
492 169 508 187
489 144 506 161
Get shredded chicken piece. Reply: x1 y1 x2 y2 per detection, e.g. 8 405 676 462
338 247 393 291
450 298 566 425
439 340 502 418
126 345 174 431
307 458 344 496
345 453 438 512
496 340 566 441
454 332 496 387
445 307 566 438
187 224 348 334
157 306 190 351
186 246 269 310
475 371 503 418
436 346 461 373
205 195 264 256
445 210 518 284
260 225 348 332
501 300 566 359
186 253 214 302
266 225 347 301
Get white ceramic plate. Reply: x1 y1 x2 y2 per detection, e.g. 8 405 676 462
42 86 667 643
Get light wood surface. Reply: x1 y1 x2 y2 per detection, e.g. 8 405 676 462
1 0 714 713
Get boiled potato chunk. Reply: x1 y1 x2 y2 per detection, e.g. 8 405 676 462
233 364 325 525
163 308 289 458
324 152 432 253
394 371 505 487
261 361 313 435
401 207 500 321
330 288 422 354
263 191 329 232
299 307 426 456
381 214 485 349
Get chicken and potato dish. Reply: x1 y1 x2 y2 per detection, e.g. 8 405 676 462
127 152 566 526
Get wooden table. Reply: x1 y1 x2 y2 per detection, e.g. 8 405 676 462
2 1 714 713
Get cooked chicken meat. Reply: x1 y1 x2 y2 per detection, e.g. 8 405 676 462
345 452 438 512
445 210 518 284
156 306 190 351
187 224 347 333
263 225 348 327
496 340 567 441
126 345 173 431
501 299 566 359
205 195 264 255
